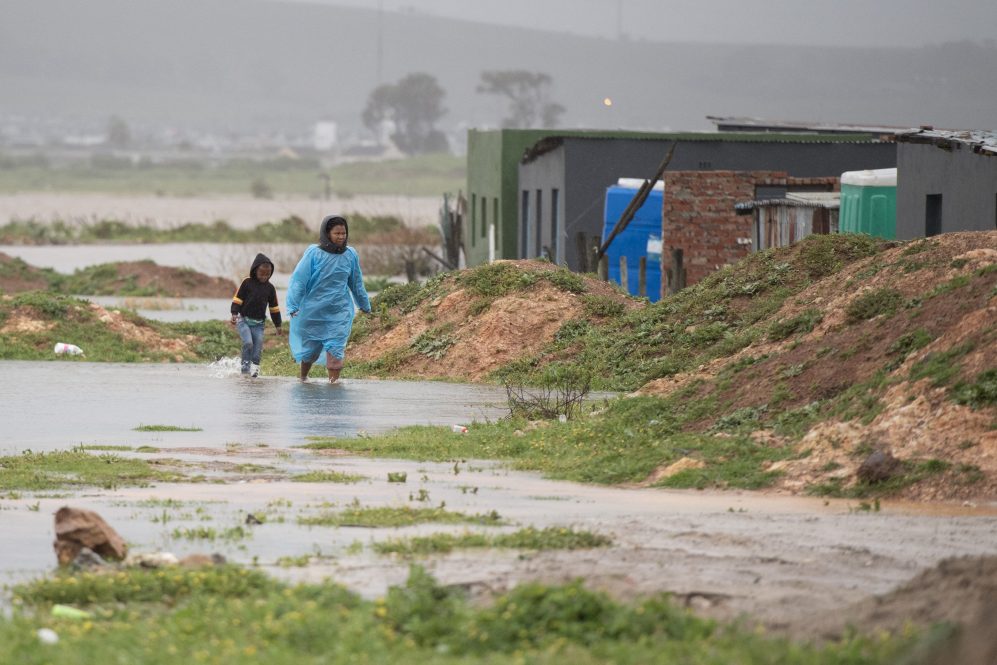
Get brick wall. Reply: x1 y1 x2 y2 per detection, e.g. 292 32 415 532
661 171 838 291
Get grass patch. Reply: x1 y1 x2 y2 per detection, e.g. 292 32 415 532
291 471 364 484
952 369 997 409
298 504 504 528
373 526 611 555
807 458 953 498
845 288 905 323
0 292 234 363
908 341 975 387
767 308 822 341
0 564 921 664
304 393 793 490
0 450 184 491
170 525 251 542
134 424 202 432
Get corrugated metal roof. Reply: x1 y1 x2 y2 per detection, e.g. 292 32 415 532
707 115 912 136
521 131 892 164
896 128 997 156
735 193 840 214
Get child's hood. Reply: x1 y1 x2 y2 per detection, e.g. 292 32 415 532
250 253 275 280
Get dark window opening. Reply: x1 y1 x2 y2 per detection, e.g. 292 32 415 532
520 191 529 258
470 194 477 246
481 197 487 238
925 194 942 237
534 190 543 258
493 198 499 246
550 188 560 262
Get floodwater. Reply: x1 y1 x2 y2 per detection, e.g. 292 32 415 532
0 192 441 231
0 360 510 454
0 242 301 285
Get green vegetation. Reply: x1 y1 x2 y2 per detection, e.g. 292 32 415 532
953 369 997 409
0 292 238 362
808 458 953 498
303 393 792 489
0 213 407 245
0 153 464 198
170 525 250 542
492 233 887 391
297 504 504 528
0 450 184 491
845 288 905 323
134 424 202 432
373 526 611 555
0 564 921 664
291 471 364 484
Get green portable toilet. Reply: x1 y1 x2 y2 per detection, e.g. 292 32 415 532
839 168 897 239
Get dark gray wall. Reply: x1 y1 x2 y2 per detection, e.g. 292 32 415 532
897 142 997 240
518 149 566 262
518 137 897 271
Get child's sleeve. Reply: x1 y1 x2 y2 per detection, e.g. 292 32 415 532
230 279 247 316
269 286 282 328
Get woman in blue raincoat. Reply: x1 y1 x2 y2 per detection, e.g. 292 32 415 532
286 215 371 382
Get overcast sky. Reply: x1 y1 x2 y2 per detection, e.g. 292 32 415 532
276 0 997 48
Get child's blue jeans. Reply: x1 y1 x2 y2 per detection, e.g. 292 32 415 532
236 318 265 373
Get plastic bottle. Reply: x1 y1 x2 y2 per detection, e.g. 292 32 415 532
54 343 85 356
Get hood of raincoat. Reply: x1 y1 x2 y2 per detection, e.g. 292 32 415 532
318 215 349 254
250 253 275 280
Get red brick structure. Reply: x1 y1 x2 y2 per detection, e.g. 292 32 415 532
661 171 838 291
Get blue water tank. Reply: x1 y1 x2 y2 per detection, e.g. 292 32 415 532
602 181 663 302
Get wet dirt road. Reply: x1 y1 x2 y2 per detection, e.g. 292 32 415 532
3 445 996 630
2 362 996 631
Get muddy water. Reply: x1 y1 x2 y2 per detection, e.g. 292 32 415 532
0 361 509 453
2 360 997 630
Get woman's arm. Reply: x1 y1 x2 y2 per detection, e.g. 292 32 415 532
285 246 315 316
347 248 372 313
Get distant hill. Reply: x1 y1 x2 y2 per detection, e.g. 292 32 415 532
2 0 996 138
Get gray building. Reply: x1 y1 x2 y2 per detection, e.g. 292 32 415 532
896 129 997 240
517 133 896 271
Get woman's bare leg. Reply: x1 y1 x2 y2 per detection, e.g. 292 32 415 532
300 358 316 381
327 354 344 383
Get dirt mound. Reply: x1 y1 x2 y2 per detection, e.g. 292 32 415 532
77 260 237 297
0 254 235 297
637 231 997 501
801 555 997 664
0 294 200 362
349 260 639 381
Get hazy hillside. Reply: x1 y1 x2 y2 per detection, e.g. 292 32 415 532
2 0 996 136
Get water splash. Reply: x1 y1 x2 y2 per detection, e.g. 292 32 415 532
208 357 244 378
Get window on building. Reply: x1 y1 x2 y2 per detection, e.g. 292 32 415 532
481 196 487 239
925 194 942 237
471 194 477 246
493 198 499 244
521 190 530 259
535 189 543 258
550 188 560 262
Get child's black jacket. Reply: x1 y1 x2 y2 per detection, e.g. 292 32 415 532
231 253 282 326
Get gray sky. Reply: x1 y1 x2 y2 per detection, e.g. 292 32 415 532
278 0 997 47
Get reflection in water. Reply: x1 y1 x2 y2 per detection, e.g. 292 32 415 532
0 361 509 454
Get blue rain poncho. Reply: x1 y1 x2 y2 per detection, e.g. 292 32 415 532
286 216 371 366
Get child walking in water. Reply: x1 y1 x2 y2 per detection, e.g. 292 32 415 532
230 253 283 377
